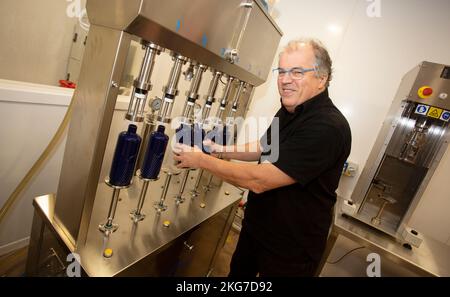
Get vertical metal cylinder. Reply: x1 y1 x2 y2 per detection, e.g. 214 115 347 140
182 63 208 121
228 81 246 117
125 42 163 122
99 188 121 234
137 113 157 170
174 63 205 202
215 76 235 121
157 53 188 123
175 171 190 204
137 181 150 213
130 180 150 222
190 169 204 198
154 171 173 212
164 53 187 96
202 71 222 121
105 189 120 227
204 173 215 192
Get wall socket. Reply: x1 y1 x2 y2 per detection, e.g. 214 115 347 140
343 161 358 177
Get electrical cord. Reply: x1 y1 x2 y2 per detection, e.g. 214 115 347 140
326 246 366 265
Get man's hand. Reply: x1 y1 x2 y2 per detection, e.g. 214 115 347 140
173 144 205 169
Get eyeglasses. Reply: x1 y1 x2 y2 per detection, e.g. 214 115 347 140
273 67 316 80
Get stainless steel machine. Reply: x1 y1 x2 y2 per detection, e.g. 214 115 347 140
348 61 450 240
25 0 282 276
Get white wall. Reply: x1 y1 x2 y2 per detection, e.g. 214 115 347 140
0 0 85 86
247 0 450 245
0 80 71 254
0 80 134 255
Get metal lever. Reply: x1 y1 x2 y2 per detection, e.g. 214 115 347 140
183 241 194 251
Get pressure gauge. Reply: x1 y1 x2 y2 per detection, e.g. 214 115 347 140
150 97 162 112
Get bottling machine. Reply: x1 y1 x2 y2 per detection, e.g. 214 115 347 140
347 62 450 241
25 0 282 276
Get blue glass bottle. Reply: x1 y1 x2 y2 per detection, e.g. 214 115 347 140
141 125 169 179
109 124 142 186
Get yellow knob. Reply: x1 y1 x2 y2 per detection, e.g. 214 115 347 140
103 248 113 258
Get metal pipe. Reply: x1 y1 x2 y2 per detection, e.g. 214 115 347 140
157 53 188 123
190 169 204 198
187 64 208 100
154 172 173 212
99 188 121 234
215 76 235 122
204 173 215 192
125 42 163 122
106 189 120 227
136 180 150 214
130 179 150 222
137 113 157 169
181 63 208 121
134 42 162 90
202 71 222 121
175 170 191 204
226 81 246 125
163 53 187 96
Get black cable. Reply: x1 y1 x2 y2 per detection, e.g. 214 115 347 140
219 76 227 85
326 246 365 265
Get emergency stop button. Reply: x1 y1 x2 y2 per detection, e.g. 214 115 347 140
418 86 433 99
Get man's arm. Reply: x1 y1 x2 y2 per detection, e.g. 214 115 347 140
205 140 262 162
175 149 296 193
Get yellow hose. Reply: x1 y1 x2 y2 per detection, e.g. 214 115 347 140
0 95 75 224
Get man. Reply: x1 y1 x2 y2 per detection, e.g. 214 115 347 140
174 38 351 277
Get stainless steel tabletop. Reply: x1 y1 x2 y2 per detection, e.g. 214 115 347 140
34 172 244 277
328 197 450 276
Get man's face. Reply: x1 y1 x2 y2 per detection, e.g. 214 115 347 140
277 45 327 113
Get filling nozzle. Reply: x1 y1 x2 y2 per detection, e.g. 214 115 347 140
226 81 246 125
215 76 235 124
181 63 208 122
157 53 188 123
202 71 222 122
125 41 163 122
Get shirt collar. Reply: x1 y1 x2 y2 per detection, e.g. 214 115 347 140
280 88 330 115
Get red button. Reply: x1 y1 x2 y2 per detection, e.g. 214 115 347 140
423 88 433 96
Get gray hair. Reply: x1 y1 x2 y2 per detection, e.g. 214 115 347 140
280 38 333 87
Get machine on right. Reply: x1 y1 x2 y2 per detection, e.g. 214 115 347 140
346 61 450 246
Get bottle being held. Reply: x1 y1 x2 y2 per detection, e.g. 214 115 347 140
109 124 142 187
141 125 169 179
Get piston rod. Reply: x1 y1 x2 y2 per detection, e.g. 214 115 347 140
125 41 163 122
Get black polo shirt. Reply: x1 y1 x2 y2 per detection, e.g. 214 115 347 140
243 89 351 263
